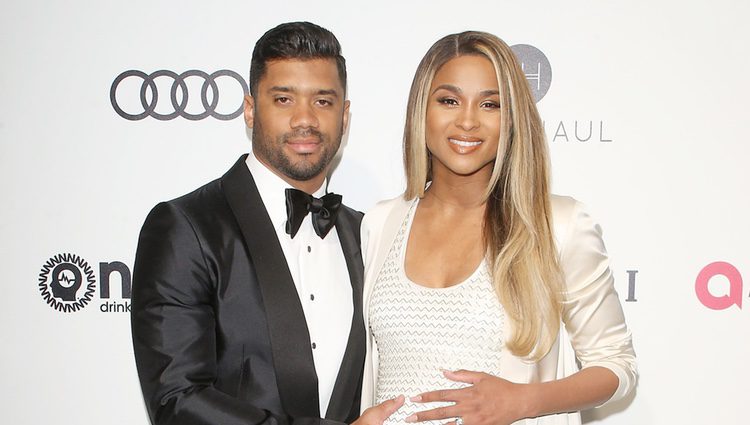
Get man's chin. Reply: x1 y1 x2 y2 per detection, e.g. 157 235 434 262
281 162 328 182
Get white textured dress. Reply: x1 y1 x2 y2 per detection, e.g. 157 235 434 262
369 201 506 425
361 195 637 425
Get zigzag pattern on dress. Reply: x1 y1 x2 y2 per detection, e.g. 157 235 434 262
369 200 506 425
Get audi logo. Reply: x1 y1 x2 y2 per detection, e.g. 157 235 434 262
110 69 249 121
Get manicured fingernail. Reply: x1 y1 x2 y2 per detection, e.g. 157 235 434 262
410 395 422 402
405 415 417 423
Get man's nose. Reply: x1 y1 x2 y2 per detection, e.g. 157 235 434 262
291 103 319 128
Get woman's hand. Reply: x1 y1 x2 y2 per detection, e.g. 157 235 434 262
406 370 531 425
407 366 618 425
353 395 405 425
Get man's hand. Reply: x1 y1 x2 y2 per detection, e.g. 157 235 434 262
353 395 405 425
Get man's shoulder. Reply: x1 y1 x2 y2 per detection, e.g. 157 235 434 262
144 172 236 231
150 176 226 220
155 155 248 213
338 202 364 221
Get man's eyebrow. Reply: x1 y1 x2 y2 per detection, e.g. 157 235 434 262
266 86 340 97
268 86 294 93
317 89 340 97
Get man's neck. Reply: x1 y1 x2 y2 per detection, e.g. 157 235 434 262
284 174 326 195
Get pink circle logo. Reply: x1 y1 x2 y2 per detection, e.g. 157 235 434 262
695 261 743 310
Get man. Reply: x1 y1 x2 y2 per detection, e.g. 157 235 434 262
131 22 399 425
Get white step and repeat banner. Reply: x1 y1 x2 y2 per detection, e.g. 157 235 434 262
2 1 748 424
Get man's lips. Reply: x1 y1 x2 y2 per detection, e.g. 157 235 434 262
286 137 321 154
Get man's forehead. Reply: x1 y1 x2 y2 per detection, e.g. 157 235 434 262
258 58 344 93
265 57 336 67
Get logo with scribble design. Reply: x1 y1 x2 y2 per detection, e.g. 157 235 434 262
38 253 96 312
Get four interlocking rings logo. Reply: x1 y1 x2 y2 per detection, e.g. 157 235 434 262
110 70 249 121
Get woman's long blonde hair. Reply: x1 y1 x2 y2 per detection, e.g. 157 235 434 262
404 31 563 360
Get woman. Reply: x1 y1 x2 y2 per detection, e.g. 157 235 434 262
360 32 637 425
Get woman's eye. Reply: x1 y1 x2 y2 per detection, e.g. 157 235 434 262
482 101 501 109
437 97 458 106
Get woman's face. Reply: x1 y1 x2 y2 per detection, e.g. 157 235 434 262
425 54 501 180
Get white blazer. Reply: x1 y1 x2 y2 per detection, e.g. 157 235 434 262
360 194 637 424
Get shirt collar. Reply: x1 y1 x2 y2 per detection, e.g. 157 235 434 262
245 151 327 229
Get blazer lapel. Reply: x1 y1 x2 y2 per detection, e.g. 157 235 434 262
221 155 320 417
325 207 366 421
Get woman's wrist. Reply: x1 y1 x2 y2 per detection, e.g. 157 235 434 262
516 382 543 420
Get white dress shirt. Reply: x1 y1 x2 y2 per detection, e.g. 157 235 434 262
245 152 353 416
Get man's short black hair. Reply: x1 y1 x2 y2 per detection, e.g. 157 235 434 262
249 21 347 97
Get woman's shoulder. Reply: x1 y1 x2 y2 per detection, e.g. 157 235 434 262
360 194 415 270
362 194 413 229
549 194 580 220
551 195 606 264
550 194 579 237
549 194 603 255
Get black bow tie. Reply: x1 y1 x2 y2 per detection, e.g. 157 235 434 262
285 188 342 239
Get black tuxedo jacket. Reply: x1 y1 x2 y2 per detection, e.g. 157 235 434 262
131 156 365 425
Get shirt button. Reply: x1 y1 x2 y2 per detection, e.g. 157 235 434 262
307 246 311 253
310 294 315 301
312 342 317 349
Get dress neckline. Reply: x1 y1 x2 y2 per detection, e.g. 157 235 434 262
398 197 487 292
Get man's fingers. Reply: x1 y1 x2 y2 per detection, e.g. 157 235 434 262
379 394 405 417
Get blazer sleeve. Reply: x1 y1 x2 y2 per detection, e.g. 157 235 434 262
557 199 638 406
358 196 409 412
131 201 347 425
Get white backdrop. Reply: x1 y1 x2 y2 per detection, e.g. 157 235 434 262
2 1 749 424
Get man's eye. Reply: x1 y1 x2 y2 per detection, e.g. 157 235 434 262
275 97 291 104
316 99 333 107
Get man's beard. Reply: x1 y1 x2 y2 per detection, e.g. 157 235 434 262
252 120 342 182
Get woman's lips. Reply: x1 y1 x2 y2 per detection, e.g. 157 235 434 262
448 137 482 154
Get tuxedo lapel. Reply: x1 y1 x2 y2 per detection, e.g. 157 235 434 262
221 155 320 417
325 208 366 421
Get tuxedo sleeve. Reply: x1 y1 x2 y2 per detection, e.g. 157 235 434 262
131 201 349 425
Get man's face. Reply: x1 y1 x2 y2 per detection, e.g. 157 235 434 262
245 58 349 184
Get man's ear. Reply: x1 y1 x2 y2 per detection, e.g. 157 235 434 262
243 94 255 128
342 99 351 133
